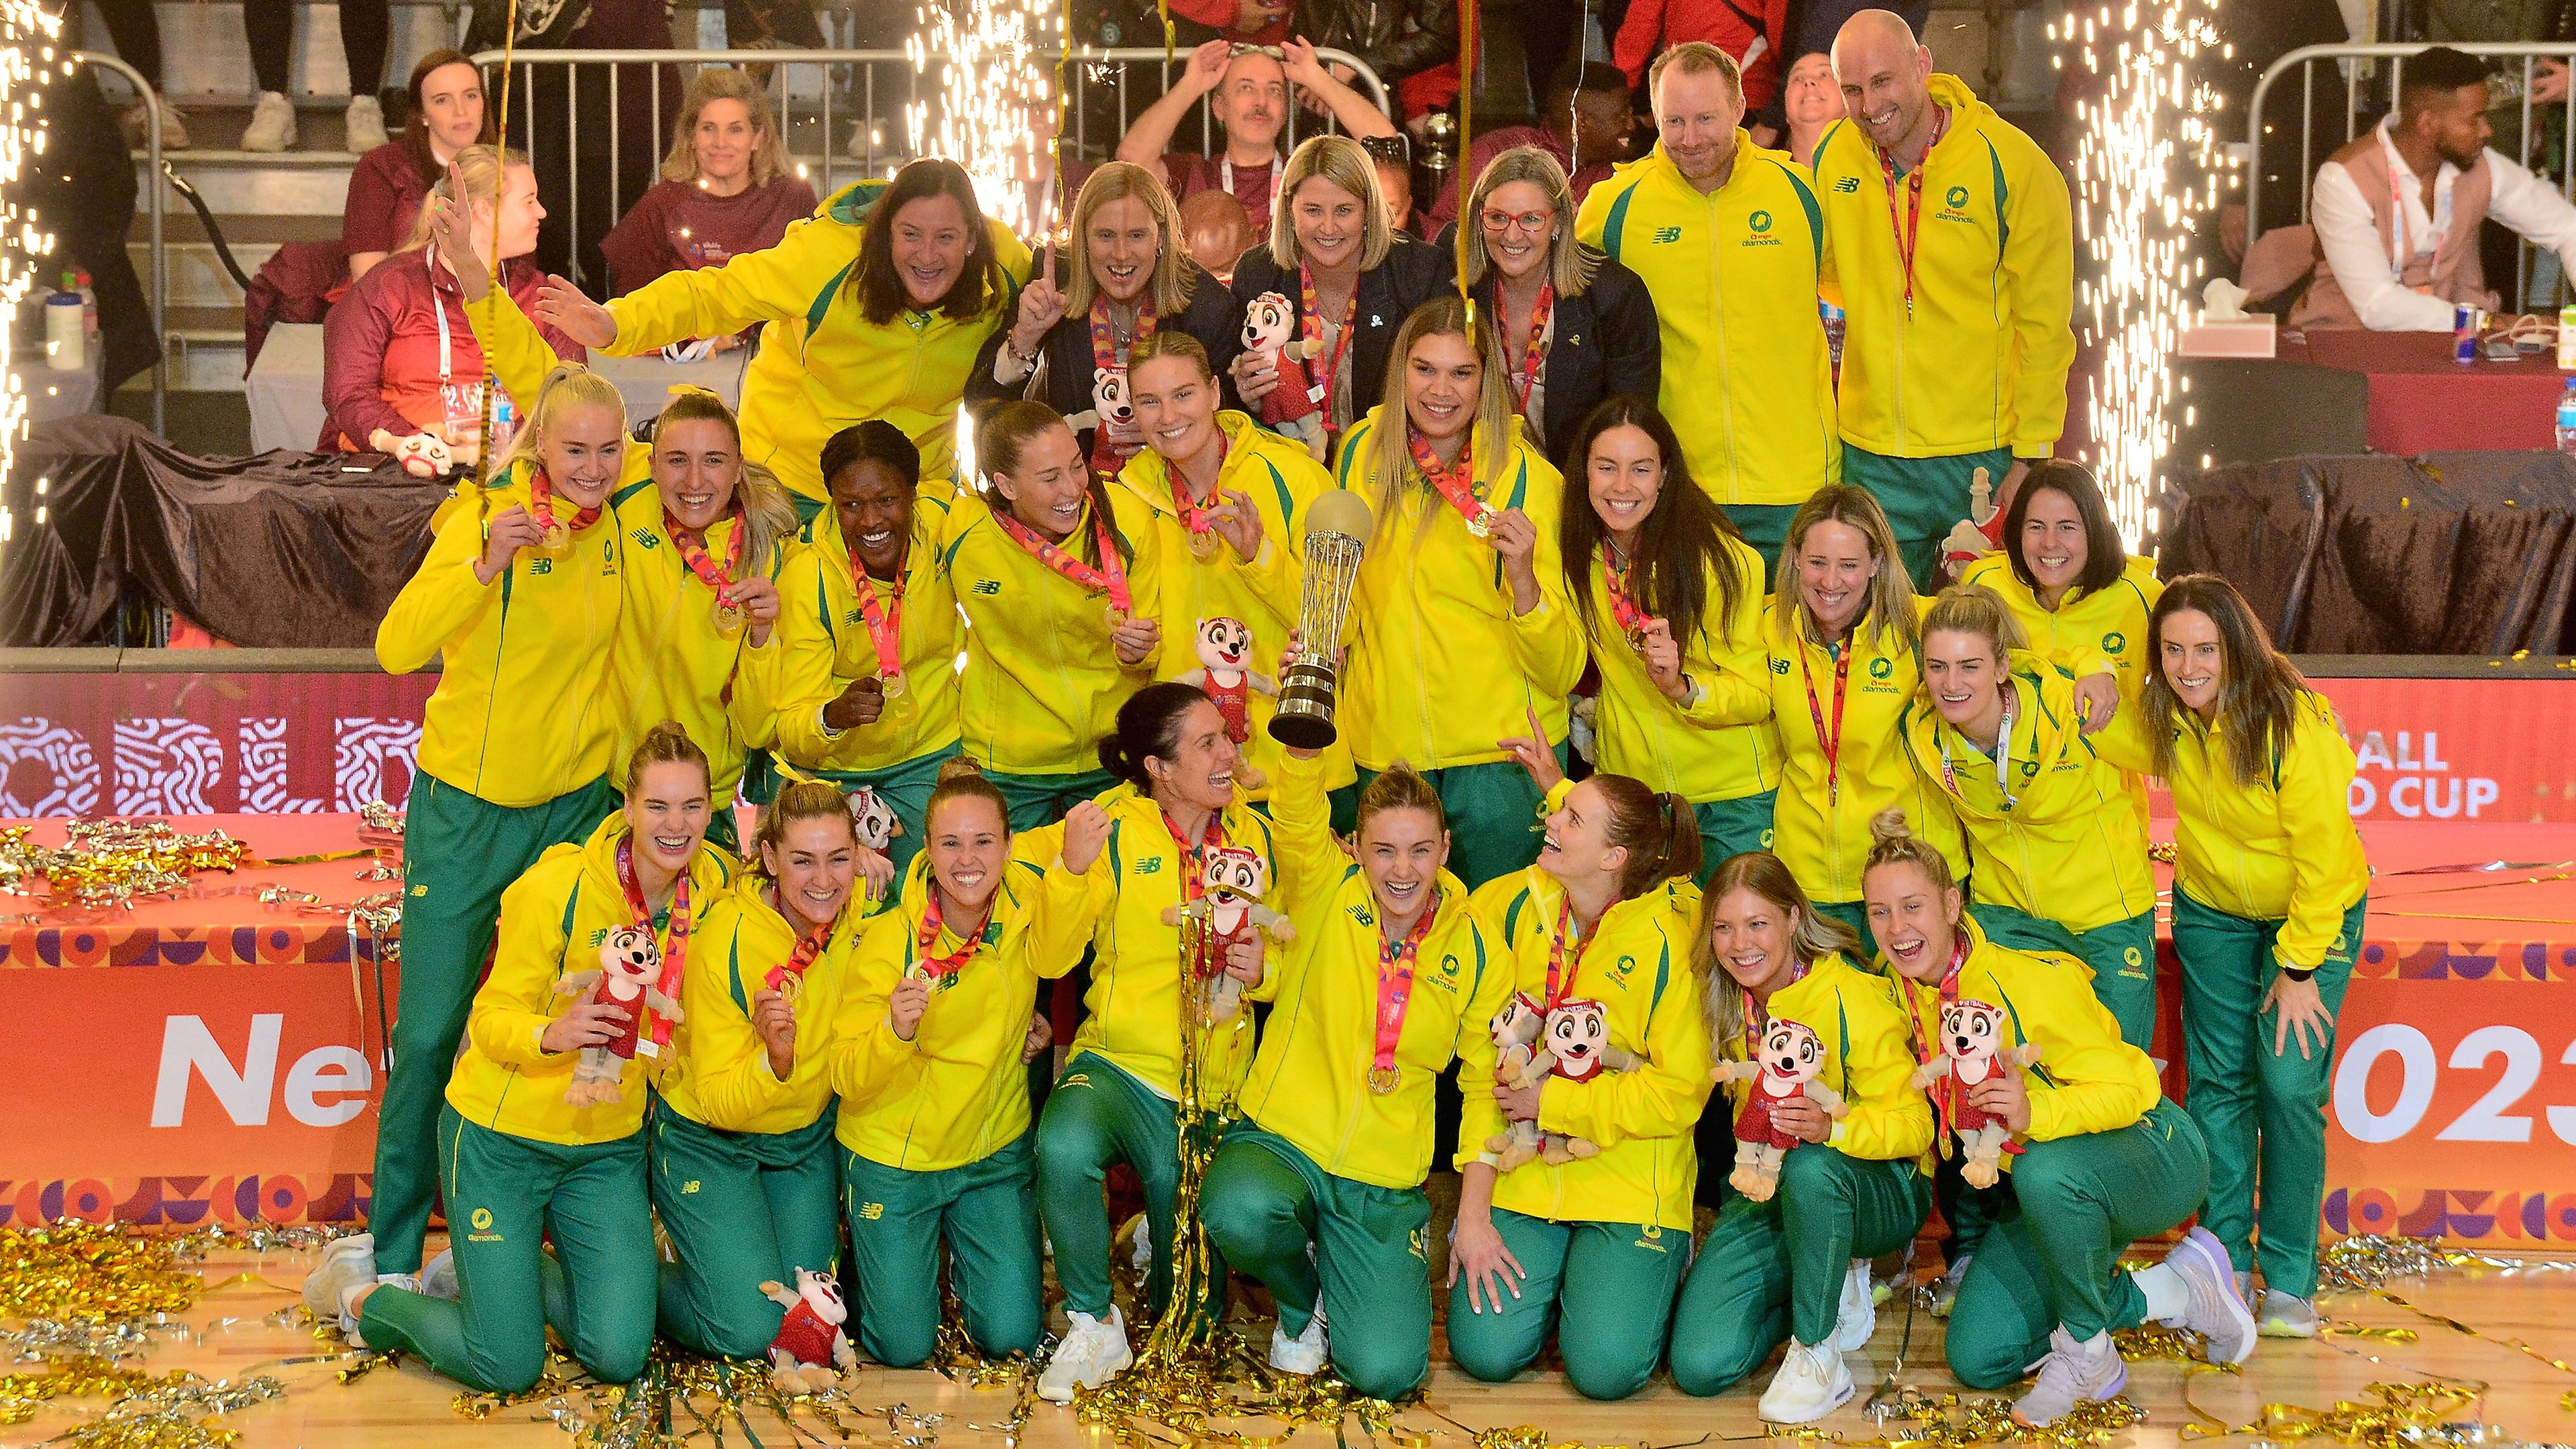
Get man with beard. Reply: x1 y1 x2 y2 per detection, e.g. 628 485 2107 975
1116 37 1397 237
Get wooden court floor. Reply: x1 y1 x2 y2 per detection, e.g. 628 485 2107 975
5 1242 2571 1448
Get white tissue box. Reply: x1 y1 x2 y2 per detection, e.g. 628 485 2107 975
2178 313 2278 359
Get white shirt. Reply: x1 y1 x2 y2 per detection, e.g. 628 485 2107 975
2313 119 2576 331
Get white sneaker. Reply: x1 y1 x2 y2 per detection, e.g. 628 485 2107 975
1268 1301 1328 1375
241 91 298 152
2164 1227 2257 1366
1930 1252 1972 1317
2012 1326 2126 1427
2257 1288 2318 1339
419 1249 460 1301
120 98 191 150
303 1234 374 1317
335 1283 373 1348
1758 1339 1854 1423
343 94 388 153
1037 1305 1132 1403
1834 1258 1874 1351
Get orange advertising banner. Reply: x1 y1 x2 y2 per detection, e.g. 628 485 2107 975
2307 676 2576 824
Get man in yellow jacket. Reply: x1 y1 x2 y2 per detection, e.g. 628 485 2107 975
1817 11 2074 590
1576 42 1842 573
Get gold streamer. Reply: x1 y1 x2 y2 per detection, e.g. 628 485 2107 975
1451 0 1477 345
0 821 248 911
2174 1380 2482 1446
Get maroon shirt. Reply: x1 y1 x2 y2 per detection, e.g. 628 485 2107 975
598 175 820 296
321 248 584 451
1424 125 1615 229
342 142 434 259
1163 151 1280 238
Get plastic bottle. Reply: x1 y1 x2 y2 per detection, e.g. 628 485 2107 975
2559 301 2576 371
2555 378 2576 453
44 285 83 371
71 269 95 343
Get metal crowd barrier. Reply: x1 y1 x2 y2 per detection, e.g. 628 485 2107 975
70 51 166 433
468 45 1389 280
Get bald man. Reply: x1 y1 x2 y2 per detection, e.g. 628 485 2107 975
1812 9 2073 590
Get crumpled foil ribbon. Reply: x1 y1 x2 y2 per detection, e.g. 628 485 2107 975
0 820 247 910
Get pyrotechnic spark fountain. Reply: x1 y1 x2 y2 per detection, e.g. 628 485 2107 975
2054 0 2226 551
0 0 60 540
905 0 1062 239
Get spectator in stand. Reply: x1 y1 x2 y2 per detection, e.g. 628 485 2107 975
1297 0 1460 122
1181 189 1257 281
323 144 579 466
1364 133 1420 235
1168 0 1293 44
345 52 492 283
87 0 191 148
237 0 394 152
1427 62 1635 229
1614 0 1790 129
1117 38 1399 238
598 68 817 303
1780 50 1845 166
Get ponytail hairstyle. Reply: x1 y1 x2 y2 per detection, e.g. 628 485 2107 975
653 386 800 580
488 361 627 485
1354 761 1446 837
751 780 859 880
1097 682 1218 792
976 399 1134 566
1558 393 1748 656
624 720 712 800
1587 772 1703 898
925 755 1012 839
1863 808 1962 932
1919 582 2027 685
1774 485 1917 655
1372 294 1517 527
1691 850 1862 1059
399 141 527 254
2143 574 2315 788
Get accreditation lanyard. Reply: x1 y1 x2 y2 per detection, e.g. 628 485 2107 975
2375 121 2453 280
1799 639 1853 804
851 547 906 688
1880 106 1951 318
1937 684 2019 811
912 888 995 982
994 506 1134 617
1368 890 1441 1093
1222 156 1286 219
614 838 690 1054
1298 262 1360 425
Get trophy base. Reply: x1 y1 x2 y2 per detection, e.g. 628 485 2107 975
1267 664 1340 751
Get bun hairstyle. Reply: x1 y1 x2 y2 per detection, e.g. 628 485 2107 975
1864 808 1960 918
490 361 627 484
1355 761 1446 837
926 756 1012 837
653 387 798 578
1588 772 1704 898
1692 850 1862 1057
1921 582 2027 665
751 780 858 876
1097 682 1218 792
625 720 712 799
820 419 923 492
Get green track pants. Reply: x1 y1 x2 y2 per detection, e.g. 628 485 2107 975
648 1103 842 1360
1971 902 2158 1051
1444 1207 1688 1401
843 1134 1044 1366
1034 1052 1225 1326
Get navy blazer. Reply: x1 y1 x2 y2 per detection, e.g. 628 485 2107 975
1227 233 1454 429
1433 222 1664 474
965 260 1246 454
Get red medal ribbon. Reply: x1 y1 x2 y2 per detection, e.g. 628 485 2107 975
1087 296 1158 477
763 887 831 994
614 837 691 1051
849 547 906 688
1879 106 1951 318
1502 278 1554 416
914 886 995 982
666 507 745 610
1543 898 1592 1012
1298 262 1360 439
1164 806 1228 980
1371 890 1441 1080
1407 428 1491 533
993 506 1134 616
1741 957 1811 1060
1600 543 1652 639
529 467 602 537
1799 639 1853 804
1170 431 1229 540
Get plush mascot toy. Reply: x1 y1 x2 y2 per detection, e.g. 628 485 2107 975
550 926 681 1107
1911 997 2043 1187
1242 290 1328 461
1713 1017 1847 1201
845 786 902 854
1161 845 1293 1022
1485 993 1552 1169
1173 616 1277 790
758 1268 856 1393
1528 998 1638 1167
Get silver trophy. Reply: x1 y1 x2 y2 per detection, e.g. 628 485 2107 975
1268 488 1375 751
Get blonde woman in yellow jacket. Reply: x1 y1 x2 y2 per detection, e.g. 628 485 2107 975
1813 15 2075 588
828 760 1082 1368
534 160 1033 511
1116 332 1352 804
314 725 737 1393
649 781 866 1362
367 362 629 1283
1026 683 1327 1402
767 422 964 879
2146 576 2368 1341
1860 812 2253 1428
1903 585 2155 1046
1668 852 1932 1421
1200 750 1514 1397
1332 296 1586 885
940 400 1165 828
1762 486 1962 955
1449 770 1711 1401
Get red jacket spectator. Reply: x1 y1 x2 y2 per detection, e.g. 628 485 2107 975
342 145 434 265
321 248 581 451
1163 0 1291 44
1424 125 1616 227
1613 0 1792 113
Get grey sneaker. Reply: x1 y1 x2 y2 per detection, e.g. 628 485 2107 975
2258 1288 2319 1338
2012 1326 2127 1427
1930 1252 1972 1317
303 1233 373 1317
241 91 297 152
2165 1227 2257 1366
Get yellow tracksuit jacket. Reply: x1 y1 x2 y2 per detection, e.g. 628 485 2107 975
1464 867 1713 1232
1889 914 2162 1161
1812 74 2076 461
828 850 1085 1171
1711 953 1931 1163
769 489 965 776
1112 411 1354 798
445 816 739 1144
2161 691 2369 969
1025 784 1314 1100
1234 751 1515 1188
1583 537 1782 802
1896 651 2153 934
657 873 859 1136
1575 136 1842 506
1762 600 1964 905
1332 409 1587 771
1955 553 2161 701
938 496 1163 777
376 464 623 808
601 180 1034 499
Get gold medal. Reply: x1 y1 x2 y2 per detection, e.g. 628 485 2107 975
1466 506 1495 540
712 598 745 635
1368 1065 1401 1095
1106 604 1130 629
879 670 906 700
776 973 804 1008
1188 527 1222 562
538 521 572 555
1626 625 1650 654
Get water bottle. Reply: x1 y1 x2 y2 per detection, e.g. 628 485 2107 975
2554 378 2576 453
44 286 83 371
67 269 95 343
486 386 518 474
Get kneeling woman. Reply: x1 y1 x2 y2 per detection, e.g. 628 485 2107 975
1863 811 2253 1426
1201 749 1513 1397
321 724 737 1391
829 760 1083 1367
1447 770 1710 1401
650 781 868 1360
1666 852 1929 1420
